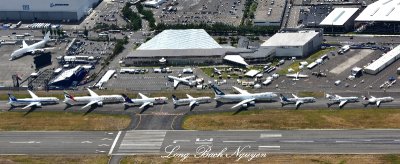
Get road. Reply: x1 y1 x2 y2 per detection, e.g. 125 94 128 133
1 130 400 155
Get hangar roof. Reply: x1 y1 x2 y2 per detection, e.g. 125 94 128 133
261 30 321 47
355 0 400 22
320 8 359 26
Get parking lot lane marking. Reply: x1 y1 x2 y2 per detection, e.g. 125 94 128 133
108 131 122 155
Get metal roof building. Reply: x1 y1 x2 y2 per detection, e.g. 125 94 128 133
355 0 400 22
365 45 400 74
319 8 359 32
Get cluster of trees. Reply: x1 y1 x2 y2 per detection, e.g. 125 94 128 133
154 23 278 35
113 36 129 56
94 23 120 31
135 3 156 29
122 3 142 31
242 0 257 25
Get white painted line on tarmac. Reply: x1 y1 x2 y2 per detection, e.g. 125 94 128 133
195 142 212 145
173 140 191 143
280 140 314 143
260 134 282 138
81 141 92 144
258 146 280 150
222 141 257 143
108 131 122 155
335 140 354 143
9 141 39 144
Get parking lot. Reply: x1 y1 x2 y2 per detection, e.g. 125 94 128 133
150 0 245 26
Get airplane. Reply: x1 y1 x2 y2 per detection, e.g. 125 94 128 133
211 85 277 109
10 32 53 60
168 75 197 89
63 89 125 109
8 90 59 109
279 94 316 109
362 96 394 107
214 67 222 75
286 72 309 80
172 94 211 108
326 94 358 108
122 93 168 109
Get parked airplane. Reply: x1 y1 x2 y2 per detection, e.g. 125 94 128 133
63 89 125 109
168 75 196 89
286 72 308 80
326 94 358 108
8 90 59 109
214 67 222 75
172 94 211 108
211 85 277 109
10 32 52 60
279 94 316 109
122 93 168 109
362 96 394 107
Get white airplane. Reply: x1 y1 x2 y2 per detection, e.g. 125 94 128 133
214 67 222 75
211 85 277 109
8 90 59 109
10 32 53 60
122 93 168 109
286 72 308 80
63 89 125 109
168 75 196 89
279 94 316 109
362 96 394 107
172 94 211 108
326 94 358 108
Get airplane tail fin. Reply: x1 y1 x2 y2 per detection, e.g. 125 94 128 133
325 94 333 99
172 95 178 104
121 94 133 103
22 40 28 48
44 31 50 41
63 91 75 101
279 94 288 102
8 93 17 102
210 85 225 95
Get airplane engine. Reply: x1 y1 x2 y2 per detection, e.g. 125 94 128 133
97 102 103 106
36 103 42 107
249 101 255 105
241 104 248 108
195 102 200 105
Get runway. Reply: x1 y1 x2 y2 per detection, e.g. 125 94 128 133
2 130 400 155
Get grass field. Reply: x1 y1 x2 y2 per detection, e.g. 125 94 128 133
183 109 400 130
120 154 400 164
0 112 130 131
0 155 109 164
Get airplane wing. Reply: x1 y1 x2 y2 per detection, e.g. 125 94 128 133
189 100 197 107
87 89 99 97
186 94 194 99
183 75 195 80
22 102 41 109
231 98 255 109
232 86 249 94
139 102 152 109
291 94 298 99
339 100 348 107
81 100 100 109
138 93 149 99
295 101 303 108
27 90 39 99
376 101 381 107
173 80 180 88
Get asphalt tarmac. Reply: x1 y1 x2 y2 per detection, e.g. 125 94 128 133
2 130 400 155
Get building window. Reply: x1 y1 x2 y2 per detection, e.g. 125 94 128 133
22 5 30 11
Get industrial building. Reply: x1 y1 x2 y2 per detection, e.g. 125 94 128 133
49 65 87 87
364 45 400 75
124 29 268 66
0 0 100 22
319 8 359 33
260 29 323 58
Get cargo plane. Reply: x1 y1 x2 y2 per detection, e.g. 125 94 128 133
211 85 277 108
10 32 53 60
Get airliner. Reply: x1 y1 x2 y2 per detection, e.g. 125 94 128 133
326 94 358 108
122 93 168 109
63 89 125 109
211 85 277 108
362 96 394 107
172 94 211 108
10 32 52 60
279 94 316 109
286 72 308 80
8 90 59 109
168 75 196 88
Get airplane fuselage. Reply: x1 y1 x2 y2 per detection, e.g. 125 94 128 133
125 97 168 106
215 92 277 102
369 97 394 103
330 97 359 103
174 97 212 106
10 40 47 60
64 95 124 106
10 97 59 107
283 97 316 104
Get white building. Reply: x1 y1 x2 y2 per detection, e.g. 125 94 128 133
364 45 400 75
319 8 359 32
260 29 323 58
0 0 100 21
143 0 166 8
355 0 400 22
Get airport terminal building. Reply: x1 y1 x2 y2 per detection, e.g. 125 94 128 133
0 0 100 22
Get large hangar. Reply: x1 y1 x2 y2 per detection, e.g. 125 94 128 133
0 0 100 21
124 29 261 66
319 8 359 33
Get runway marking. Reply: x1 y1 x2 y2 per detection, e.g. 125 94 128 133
173 140 191 143
222 141 257 143
258 146 280 150
108 131 122 155
171 115 179 130
101 138 113 141
260 134 282 138
107 133 114 135
134 115 142 130
195 142 212 145
394 140 400 142
81 141 92 144
98 144 110 147
96 150 106 153
9 141 40 144
280 140 314 143
335 140 354 143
